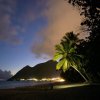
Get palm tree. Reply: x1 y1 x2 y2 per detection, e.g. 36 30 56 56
53 32 88 82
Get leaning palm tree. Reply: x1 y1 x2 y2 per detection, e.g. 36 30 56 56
53 32 88 82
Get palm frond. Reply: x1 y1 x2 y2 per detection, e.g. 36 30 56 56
53 52 63 61
69 47 76 53
55 44 65 53
63 60 69 72
56 59 66 70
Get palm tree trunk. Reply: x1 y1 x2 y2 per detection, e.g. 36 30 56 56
73 67 88 82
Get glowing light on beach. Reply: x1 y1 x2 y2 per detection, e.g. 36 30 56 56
27 78 38 81
51 77 65 82
57 78 65 82
53 83 90 89
40 77 65 82
20 78 38 81
40 78 49 81
20 79 25 81
19 77 65 82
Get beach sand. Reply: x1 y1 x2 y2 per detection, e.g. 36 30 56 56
0 83 100 100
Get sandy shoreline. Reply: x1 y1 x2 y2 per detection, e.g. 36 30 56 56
0 83 100 100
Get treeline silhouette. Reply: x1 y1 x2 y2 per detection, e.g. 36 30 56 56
67 0 100 82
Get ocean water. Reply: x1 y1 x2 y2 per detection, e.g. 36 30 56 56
0 81 51 89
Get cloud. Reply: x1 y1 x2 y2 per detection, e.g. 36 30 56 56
0 0 83 57
0 0 45 44
32 0 82 57
0 69 12 80
17 6 37 29
0 0 22 44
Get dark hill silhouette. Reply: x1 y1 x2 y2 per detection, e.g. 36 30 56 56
8 60 61 81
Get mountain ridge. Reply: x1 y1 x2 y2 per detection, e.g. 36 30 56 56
8 60 61 81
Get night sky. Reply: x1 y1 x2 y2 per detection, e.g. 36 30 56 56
0 0 82 75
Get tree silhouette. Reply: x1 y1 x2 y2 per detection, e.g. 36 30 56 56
53 32 88 82
68 0 100 82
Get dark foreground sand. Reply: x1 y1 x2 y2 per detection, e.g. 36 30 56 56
0 83 100 100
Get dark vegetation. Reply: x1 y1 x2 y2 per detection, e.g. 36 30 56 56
61 0 100 82
60 68 84 83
